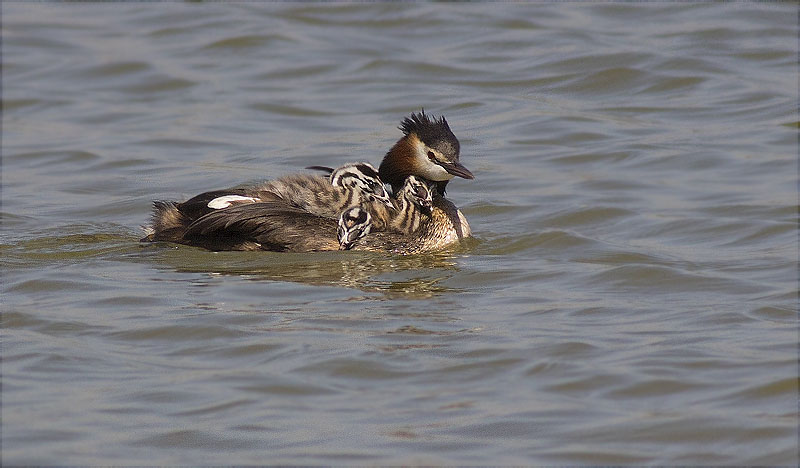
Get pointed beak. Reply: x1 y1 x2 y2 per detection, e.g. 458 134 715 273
375 190 394 209
337 227 348 250
420 202 433 216
339 234 355 250
438 160 474 180
415 194 433 215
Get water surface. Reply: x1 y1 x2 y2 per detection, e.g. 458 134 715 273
2 3 797 465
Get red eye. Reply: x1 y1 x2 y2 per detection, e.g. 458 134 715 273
427 151 435 161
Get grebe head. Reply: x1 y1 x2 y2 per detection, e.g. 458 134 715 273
379 110 474 194
337 206 372 250
327 162 392 208
399 175 434 215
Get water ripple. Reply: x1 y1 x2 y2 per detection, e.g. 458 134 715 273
2 2 796 465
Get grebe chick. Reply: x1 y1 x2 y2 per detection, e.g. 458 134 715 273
336 205 422 255
257 162 391 218
337 206 372 250
306 167 433 234
378 175 433 234
337 177 433 253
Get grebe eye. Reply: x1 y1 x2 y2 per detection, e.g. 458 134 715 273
427 151 435 161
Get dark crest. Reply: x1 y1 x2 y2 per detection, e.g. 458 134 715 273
399 109 450 136
399 110 460 158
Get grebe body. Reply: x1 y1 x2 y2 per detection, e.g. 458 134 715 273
144 163 388 252
143 111 473 254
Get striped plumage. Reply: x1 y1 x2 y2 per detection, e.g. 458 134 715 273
307 168 433 235
257 162 390 218
348 189 469 254
376 175 433 234
337 206 372 250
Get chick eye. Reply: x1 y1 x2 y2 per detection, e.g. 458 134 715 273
427 151 436 161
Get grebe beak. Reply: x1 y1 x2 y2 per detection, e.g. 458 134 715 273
337 227 354 250
374 190 394 210
420 200 433 216
438 160 474 180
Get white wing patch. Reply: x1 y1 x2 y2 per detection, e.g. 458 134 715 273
207 195 258 209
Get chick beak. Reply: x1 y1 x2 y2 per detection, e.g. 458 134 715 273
420 200 433 216
339 235 355 251
438 160 474 180
337 227 351 250
375 191 394 210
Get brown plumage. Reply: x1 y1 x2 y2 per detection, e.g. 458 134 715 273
349 192 469 254
365 175 434 235
142 111 474 253
181 201 342 252
142 163 389 252
379 110 473 196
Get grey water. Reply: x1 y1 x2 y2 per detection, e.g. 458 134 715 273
2 3 797 465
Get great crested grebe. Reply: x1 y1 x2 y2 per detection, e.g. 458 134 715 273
378 111 474 248
142 111 474 253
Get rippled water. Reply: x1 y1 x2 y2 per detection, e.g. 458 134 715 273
2 3 797 465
